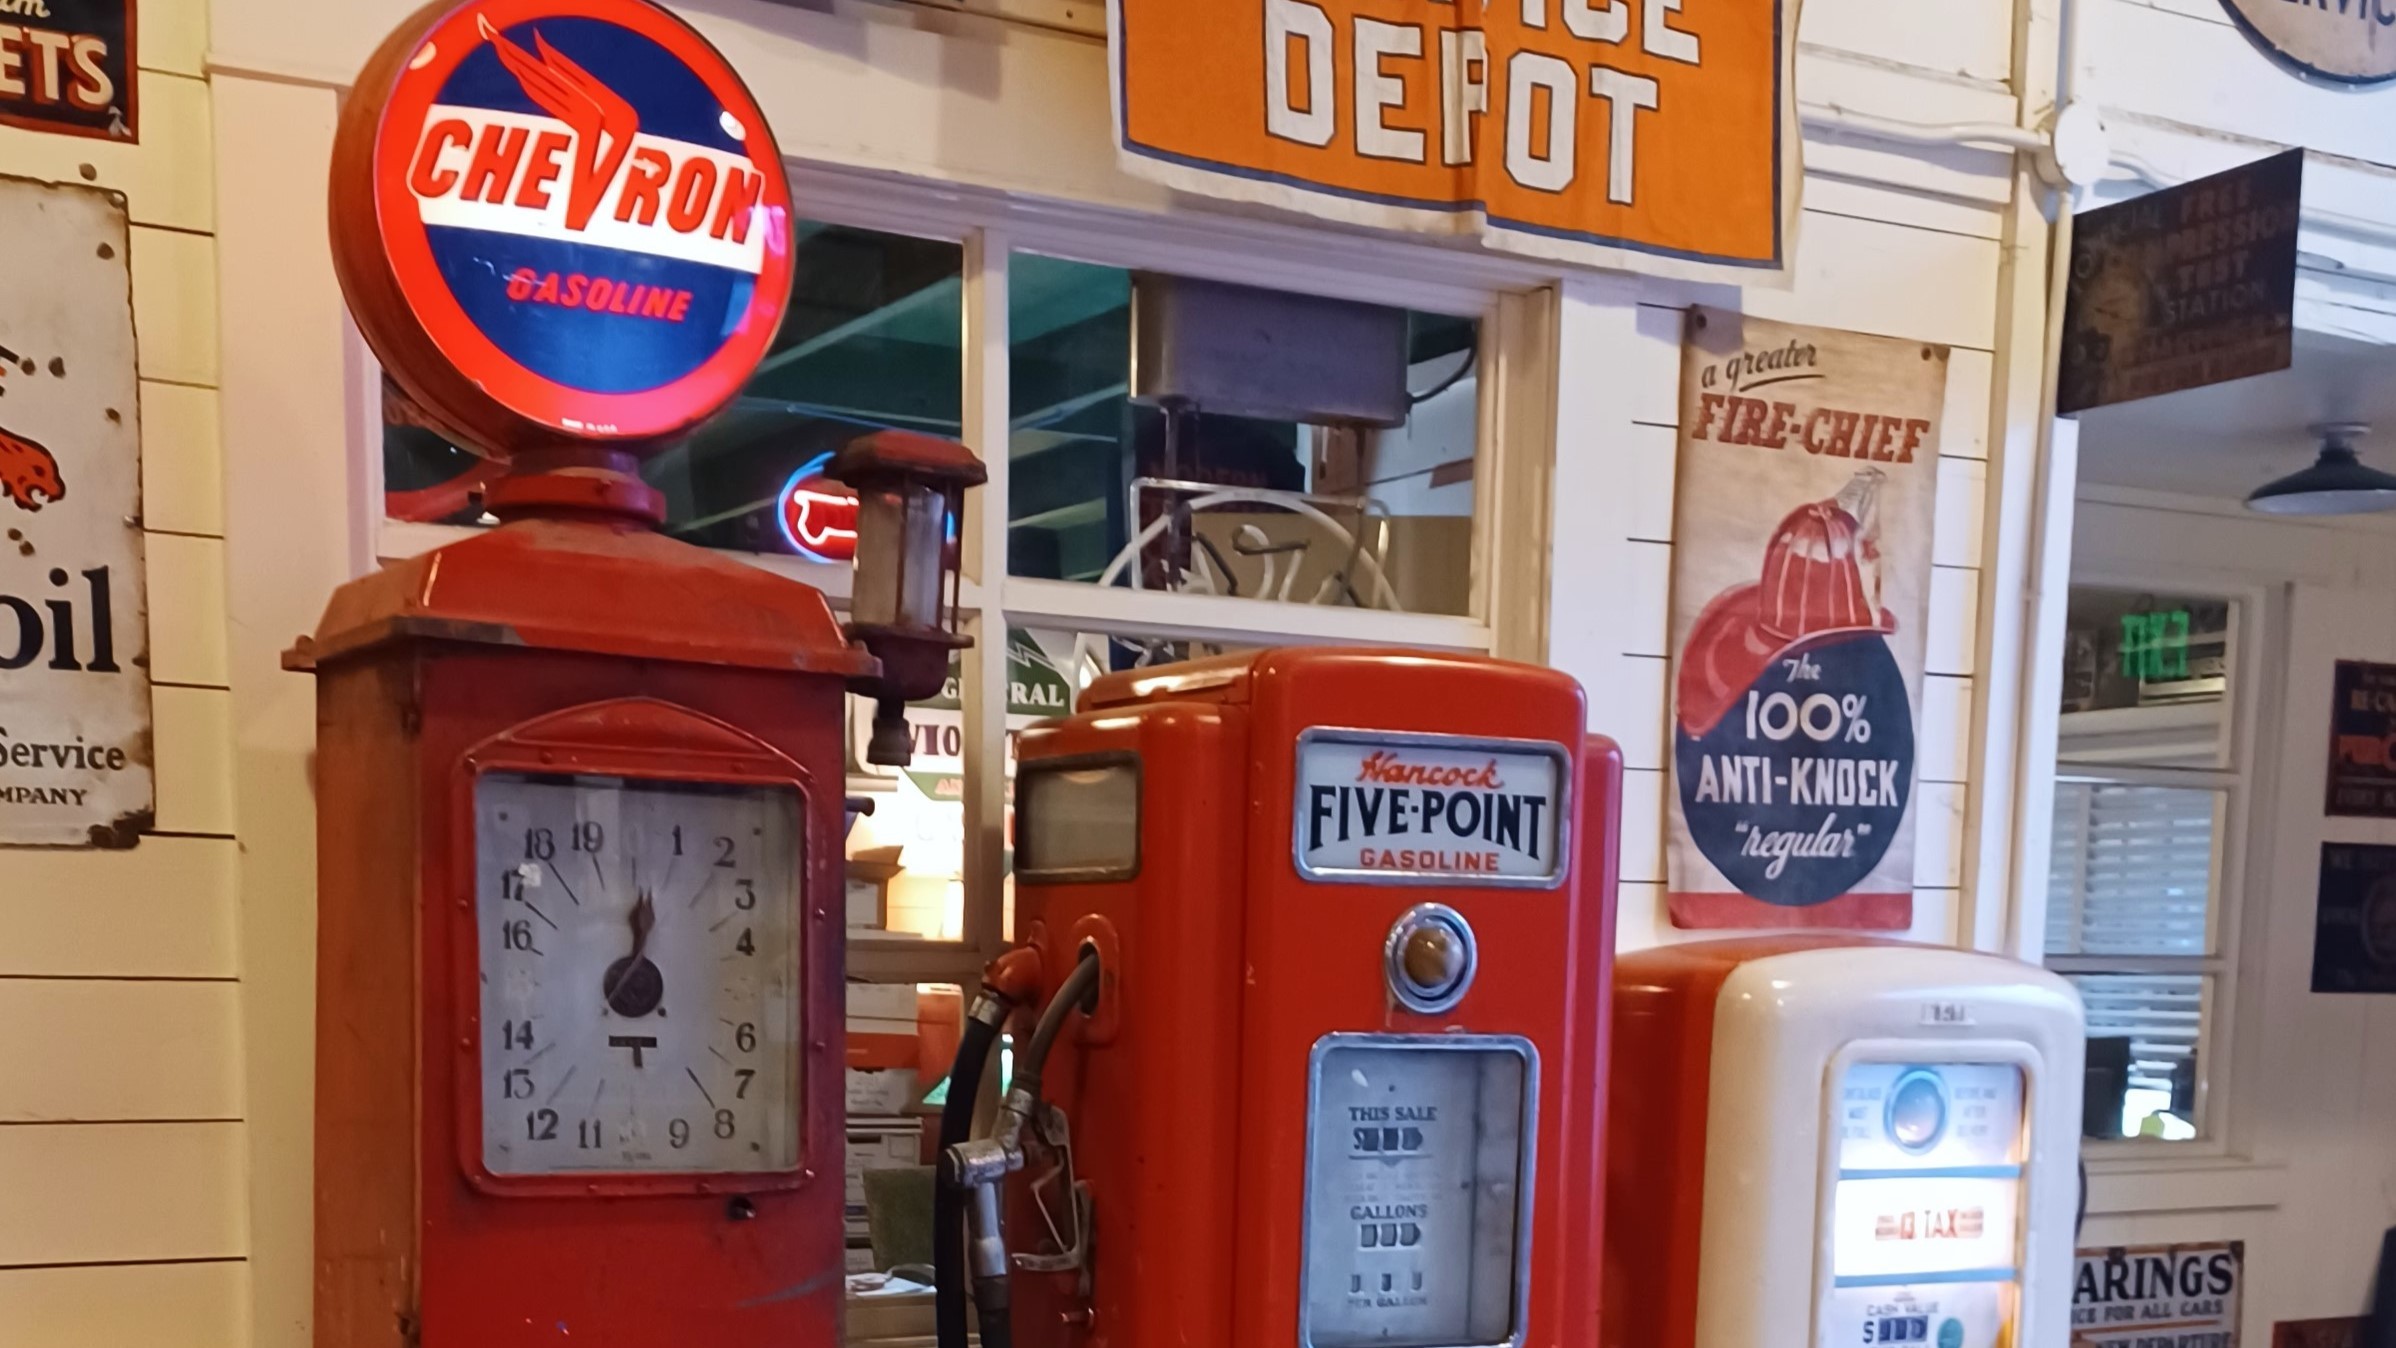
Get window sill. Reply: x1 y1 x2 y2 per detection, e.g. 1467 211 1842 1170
2082 1154 2287 1217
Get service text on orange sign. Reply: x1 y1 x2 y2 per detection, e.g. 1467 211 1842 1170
1115 0 1792 272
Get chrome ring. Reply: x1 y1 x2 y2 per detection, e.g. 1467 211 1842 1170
1383 903 1478 1015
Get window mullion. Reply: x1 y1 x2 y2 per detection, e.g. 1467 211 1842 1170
997 576 1492 652
963 227 1010 594
959 229 1012 961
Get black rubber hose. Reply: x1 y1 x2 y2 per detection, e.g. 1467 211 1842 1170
936 949 1099 1348
935 1012 1002 1348
1015 946 1102 1103
976 1266 1014 1348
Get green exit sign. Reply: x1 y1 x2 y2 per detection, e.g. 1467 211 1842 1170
2121 610 2192 681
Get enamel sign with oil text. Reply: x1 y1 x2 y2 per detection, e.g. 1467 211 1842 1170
1108 0 1802 283
0 177 150 847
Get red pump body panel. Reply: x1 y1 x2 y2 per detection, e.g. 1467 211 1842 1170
307 517 856 1347
1008 648 1622 1348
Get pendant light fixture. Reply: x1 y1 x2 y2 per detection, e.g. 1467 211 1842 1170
2246 422 2396 516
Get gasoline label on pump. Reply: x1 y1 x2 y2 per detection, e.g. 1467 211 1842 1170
1293 731 1568 887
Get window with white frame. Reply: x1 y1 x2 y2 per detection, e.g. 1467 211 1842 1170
369 171 1548 1279
2045 585 2246 1146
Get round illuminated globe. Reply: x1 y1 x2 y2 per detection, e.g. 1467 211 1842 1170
331 0 794 460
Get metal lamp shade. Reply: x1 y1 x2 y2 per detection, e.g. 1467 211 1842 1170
2248 426 2396 516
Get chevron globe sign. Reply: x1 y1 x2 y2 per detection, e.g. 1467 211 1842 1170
332 0 793 453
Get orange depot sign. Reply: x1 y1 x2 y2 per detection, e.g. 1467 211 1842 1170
1110 0 1800 280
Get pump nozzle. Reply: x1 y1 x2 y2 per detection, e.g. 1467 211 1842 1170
935 946 1104 1348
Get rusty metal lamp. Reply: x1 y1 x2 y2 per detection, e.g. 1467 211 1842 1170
834 429 988 765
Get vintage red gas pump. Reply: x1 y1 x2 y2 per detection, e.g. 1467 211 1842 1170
935 650 1622 1348
302 2 983 1343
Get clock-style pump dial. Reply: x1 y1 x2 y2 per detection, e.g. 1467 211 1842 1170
473 771 804 1177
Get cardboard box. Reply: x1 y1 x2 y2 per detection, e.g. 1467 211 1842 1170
845 982 919 1023
846 1065 921 1117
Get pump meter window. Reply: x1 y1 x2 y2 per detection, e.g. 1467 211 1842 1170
1302 1036 1534 1348
1822 1062 2027 1348
473 772 803 1177
1016 758 1140 880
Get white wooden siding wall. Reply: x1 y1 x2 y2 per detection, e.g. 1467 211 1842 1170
1553 0 2018 953
0 8 248 1346
2070 494 2396 1342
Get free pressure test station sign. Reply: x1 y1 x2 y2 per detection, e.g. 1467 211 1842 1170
331 0 794 456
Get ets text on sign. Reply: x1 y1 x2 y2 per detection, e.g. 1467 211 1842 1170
0 1 133 142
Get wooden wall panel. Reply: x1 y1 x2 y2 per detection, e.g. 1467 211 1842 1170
1944 348 1995 462
1800 0 2014 84
0 73 213 232
142 5 210 77
0 1261 244 1347
152 686 237 836
1927 567 1983 676
131 226 220 389
142 380 228 538
0 1122 244 1266
0 981 241 1122
148 533 232 688
0 835 238 977
1747 212 2004 351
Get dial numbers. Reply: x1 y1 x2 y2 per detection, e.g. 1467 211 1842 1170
474 772 802 1176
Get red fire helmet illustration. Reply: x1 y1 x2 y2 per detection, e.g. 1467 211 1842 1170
0 428 63 513
1676 472 1895 738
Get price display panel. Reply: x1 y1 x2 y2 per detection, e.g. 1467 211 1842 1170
1301 1036 1534 1348
1821 1062 2026 1348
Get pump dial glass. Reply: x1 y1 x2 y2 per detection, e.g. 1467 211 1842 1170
1301 1035 1533 1348
1821 1062 2025 1348
473 772 802 1176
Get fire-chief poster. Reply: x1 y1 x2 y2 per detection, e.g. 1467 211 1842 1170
1667 309 1947 930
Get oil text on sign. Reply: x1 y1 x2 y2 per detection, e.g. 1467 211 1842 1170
1111 0 1796 279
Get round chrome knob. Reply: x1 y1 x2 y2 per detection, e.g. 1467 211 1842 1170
1385 904 1477 1014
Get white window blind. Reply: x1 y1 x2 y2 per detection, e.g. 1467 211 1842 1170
2071 972 2203 1102
2046 781 2217 958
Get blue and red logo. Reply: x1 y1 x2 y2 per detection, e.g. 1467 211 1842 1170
777 453 858 564
365 0 792 441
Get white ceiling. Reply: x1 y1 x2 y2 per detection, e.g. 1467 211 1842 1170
2075 329 2396 501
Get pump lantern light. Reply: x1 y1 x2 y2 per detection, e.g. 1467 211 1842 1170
833 429 987 766
2248 422 2396 516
